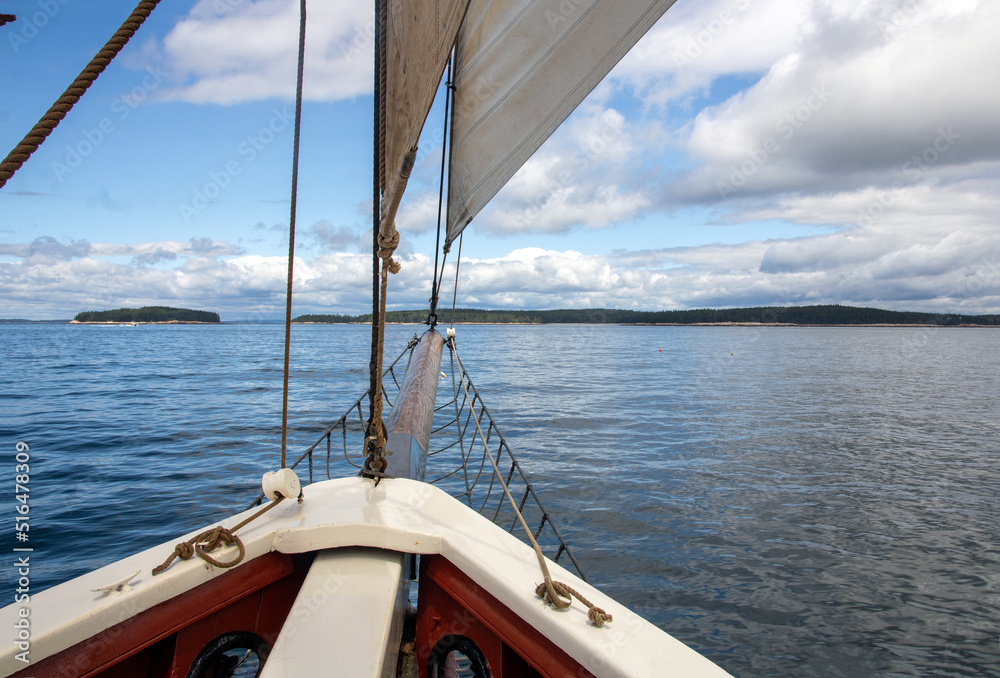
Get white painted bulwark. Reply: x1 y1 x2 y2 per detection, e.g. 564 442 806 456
0 478 732 677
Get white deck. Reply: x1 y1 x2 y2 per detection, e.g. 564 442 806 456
0 477 732 677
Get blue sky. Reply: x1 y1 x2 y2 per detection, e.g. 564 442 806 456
2 0 998 320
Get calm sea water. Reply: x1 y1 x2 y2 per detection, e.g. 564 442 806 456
2 323 998 676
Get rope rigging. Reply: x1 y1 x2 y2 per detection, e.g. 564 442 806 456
448 338 611 626
0 0 163 188
364 0 390 480
279 0 308 469
357 24 600 615
153 0 308 576
428 58 455 329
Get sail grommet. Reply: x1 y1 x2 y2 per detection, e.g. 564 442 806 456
262 468 301 501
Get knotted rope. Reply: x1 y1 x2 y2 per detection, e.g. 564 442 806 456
151 496 286 576
534 581 613 627
152 526 245 575
365 210 402 477
364 236 399 470
450 339 612 627
0 0 162 188
377 231 401 271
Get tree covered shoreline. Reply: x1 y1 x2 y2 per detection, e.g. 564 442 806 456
73 306 220 323
293 305 999 326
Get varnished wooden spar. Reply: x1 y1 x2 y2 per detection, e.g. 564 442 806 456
384 330 444 481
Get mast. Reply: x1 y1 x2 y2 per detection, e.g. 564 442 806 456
365 0 466 479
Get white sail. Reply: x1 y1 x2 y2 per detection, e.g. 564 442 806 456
445 0 679 243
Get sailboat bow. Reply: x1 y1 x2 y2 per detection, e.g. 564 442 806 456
0 0 740 676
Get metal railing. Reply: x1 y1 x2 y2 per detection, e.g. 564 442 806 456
428 341 588 581
248 333 588 582
247 336 418 505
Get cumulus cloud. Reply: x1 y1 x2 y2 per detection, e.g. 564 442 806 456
473 105 653 235
3 226 997 320
307 220 366 253
6 0 998 320
614 0 813 106
0 237 243 267
157 0 373 104
668 0 1000 202
0 237 93 266
131 248 179 266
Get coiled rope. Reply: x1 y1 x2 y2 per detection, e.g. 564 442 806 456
151 497 285 576
0 0 162 188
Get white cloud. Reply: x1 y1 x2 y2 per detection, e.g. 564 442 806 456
3 223 997 321
7 0 999 320
472 105 652 235
0 237 243 267
671 0 1000 201
158 0 373 104
614 0 813 104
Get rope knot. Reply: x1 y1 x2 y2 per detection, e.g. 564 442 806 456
152 484 287 577
535 581 572 609
152 525 246 576
535 580 613 627
377 231 400 260
198 526 233 552
588 607 613 627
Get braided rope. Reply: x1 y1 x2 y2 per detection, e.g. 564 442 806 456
279 0 308 468
534 581 613 627
365 238 401 464
0 1 162 188
152 496 286 576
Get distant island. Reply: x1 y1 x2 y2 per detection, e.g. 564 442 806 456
72 306 221 324
294 305 999 326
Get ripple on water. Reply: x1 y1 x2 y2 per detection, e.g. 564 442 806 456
4 323 999 677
